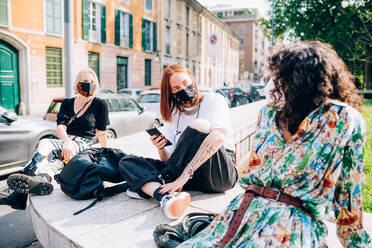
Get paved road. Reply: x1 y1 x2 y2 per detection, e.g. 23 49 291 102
0 176 42 248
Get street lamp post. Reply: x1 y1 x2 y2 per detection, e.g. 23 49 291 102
64 0 73 98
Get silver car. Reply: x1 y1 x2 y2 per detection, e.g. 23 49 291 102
0 106 57 176
118 88 144 99
43 94 161 140
137 89 161 115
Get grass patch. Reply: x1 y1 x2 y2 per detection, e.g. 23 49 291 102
362 99 372 212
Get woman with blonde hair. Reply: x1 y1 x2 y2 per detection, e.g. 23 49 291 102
119 64 238 219
1 69 110 210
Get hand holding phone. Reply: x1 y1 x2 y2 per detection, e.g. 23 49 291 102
146 128 172 147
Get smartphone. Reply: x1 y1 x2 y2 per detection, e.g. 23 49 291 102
146 128 172 147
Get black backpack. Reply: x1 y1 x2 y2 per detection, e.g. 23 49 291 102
54 147 129 215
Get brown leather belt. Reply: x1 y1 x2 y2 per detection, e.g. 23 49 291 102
218 184 304 247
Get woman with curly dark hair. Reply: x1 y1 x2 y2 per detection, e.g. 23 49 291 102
178 41 371 247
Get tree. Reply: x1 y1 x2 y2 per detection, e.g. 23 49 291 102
262 0 372 89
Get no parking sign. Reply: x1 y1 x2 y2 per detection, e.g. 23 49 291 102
208 33 219 57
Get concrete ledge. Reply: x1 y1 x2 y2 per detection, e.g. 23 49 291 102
28 101 372 247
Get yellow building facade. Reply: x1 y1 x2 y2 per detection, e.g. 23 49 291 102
0 0 160 115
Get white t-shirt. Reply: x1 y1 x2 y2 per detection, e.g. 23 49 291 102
162 93 234 155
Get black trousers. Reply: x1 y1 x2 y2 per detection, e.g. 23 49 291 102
118 127 238 198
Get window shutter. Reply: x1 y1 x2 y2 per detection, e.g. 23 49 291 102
152 22 156 52
0 0 8 26
115 10 120 46
82 0 90 40
101 4 106 43
129 14 133 48
142 19 146 51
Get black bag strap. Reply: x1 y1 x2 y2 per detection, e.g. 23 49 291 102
67 97 94 126
73 182 129 215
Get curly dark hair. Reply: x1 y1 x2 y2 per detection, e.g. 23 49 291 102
269 40 362 135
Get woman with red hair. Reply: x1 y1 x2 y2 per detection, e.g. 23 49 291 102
119 64 238 219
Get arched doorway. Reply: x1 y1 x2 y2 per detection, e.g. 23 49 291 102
0 40 19 112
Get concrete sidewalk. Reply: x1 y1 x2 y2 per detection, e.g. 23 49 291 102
27 102 372 248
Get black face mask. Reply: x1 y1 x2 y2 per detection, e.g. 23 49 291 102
77 82 96 97
173 84 196 104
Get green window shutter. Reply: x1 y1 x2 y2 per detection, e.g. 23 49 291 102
101 5 106 43
129 14 133 48
0 0 8 26
82 0 90 40
142 19 146 51
46 47 63 87
152 22 157 52
88 52 100 82
115 10 120 46
145 59 151 86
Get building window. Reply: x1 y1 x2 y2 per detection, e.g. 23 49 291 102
186 33 189 58
225 11 233 16
0 0 9 26
186 6 189 26
166 26 171 55
142 19 156 52
89 1 102 42
193 33 197 58
115 10 132 48
177 1 182 22
216 12 223 18
165 0 170 18
144 59 151 86
45 0 62 35
234 10 245 16
177 27 182 57
240 37 244 46
145 0 153 12
88 52 100 82
239 25 245 33
120 12 129 47
46 47 63 87
82 0 106 43
117 56 129 90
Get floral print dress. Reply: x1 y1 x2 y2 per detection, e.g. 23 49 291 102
178 101 371 247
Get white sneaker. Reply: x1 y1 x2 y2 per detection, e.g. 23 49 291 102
126 189 144 199
160 192 191 219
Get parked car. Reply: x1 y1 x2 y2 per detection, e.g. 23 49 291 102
98 88 115 94
118 88 144 99
218 87 249 107
199 87 231 107
137 89 161 115
43 94 161 140
0 106 57 176
250 83 266 99
239 85 257 102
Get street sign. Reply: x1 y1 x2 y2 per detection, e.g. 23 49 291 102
208 33 219 57
209 34 217 45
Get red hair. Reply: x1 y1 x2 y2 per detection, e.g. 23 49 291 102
160 64 202 122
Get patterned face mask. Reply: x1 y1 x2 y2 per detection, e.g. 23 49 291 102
173 84 196 104
77 82 96 97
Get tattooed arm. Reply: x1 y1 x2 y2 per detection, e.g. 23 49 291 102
160 128 227 193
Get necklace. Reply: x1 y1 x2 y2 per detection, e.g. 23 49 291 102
174 103 201 143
